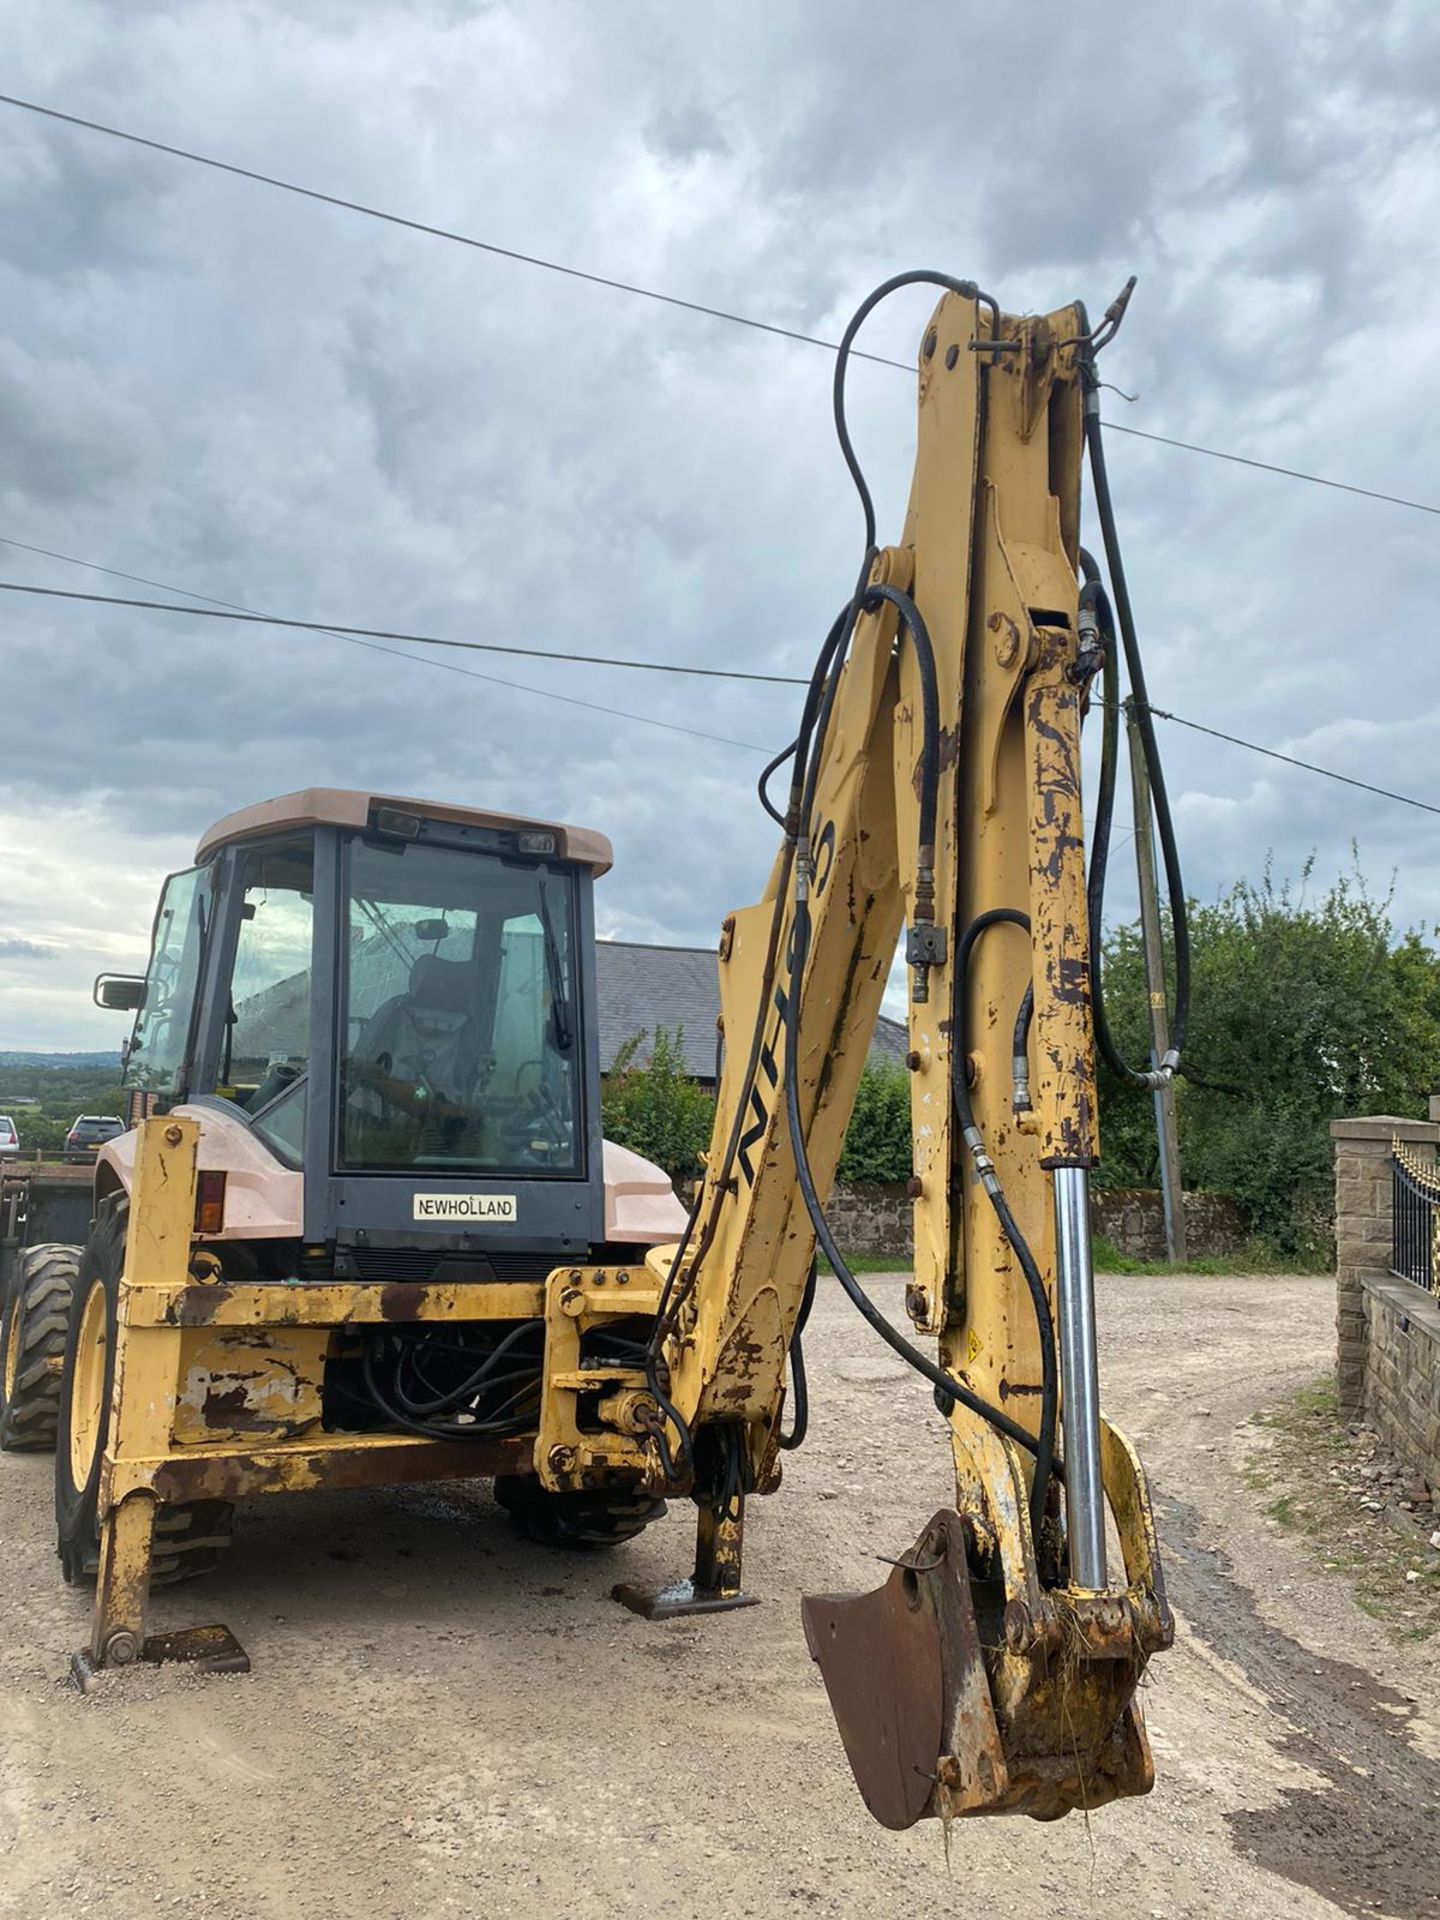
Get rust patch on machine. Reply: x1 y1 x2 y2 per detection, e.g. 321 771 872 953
912 724 959 799
171 1283 235 1326
173 1325 329 1444
1024 643 1098 1168
151 1434 532 1504
379 1281 426 1322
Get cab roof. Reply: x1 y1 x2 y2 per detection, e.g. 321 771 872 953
194 788 613 875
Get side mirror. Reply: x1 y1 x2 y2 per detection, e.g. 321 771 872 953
94 974 147 1012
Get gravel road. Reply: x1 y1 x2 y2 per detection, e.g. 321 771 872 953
1 1271 1436 1919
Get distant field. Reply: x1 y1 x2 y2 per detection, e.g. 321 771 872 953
0 1060 127 1155
0 1051 121 1070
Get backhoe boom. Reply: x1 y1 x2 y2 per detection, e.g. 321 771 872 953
614 279 1173 1825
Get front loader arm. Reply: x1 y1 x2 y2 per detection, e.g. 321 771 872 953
611 281 1173 1825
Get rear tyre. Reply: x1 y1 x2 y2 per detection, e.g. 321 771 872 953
0 1243 81 1451
493 1473 666 1550
54 1196 234 1588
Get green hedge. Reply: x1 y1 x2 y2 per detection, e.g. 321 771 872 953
1094 860 1440 1258
601 1037 916 1190
600 1028 716 1184
837 1062 913 1184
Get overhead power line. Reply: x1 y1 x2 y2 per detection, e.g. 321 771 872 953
1131 702 1440 821
0 93 903 375
3 91 1437 523
0 576 806 687
9 556 1440 821
0 554 771 755
1104 426 1440 520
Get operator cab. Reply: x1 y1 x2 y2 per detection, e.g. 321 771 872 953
100 789 614 1270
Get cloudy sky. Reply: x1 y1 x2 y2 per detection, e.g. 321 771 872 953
2 1 1438 1050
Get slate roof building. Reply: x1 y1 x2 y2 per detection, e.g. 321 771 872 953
232 936 909 1092
595 939 909 1087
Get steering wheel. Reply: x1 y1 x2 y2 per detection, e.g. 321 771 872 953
350 1053 447 1123
513 1057 544 1098
508 1059 571 1154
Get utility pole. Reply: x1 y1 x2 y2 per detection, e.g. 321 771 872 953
1125 698 1186 1264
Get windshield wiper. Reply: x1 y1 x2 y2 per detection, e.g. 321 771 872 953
536 879 574 1053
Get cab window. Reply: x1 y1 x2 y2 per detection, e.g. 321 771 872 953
339 836 582 1175
225 837 314 1115
123 867 208 1097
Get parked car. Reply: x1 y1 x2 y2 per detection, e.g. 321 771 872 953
62 1115 125 1164
0 1115 17 1159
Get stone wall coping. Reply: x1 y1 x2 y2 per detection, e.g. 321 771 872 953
1330 1116 1440 1143
1359 1270 1440 1343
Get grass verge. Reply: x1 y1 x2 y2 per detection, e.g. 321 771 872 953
817 1253 910 1275
1091 1233 1327 1277
1246 1376 1440 1643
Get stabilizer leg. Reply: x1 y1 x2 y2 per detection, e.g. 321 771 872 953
612 1486 759 1620
70 1493 249 1693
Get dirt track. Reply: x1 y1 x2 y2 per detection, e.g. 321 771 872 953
1 1272 1437 1919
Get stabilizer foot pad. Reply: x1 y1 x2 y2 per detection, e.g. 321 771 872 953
612 1577 759 1620
69 1623 250 1693
144 1623 250 1675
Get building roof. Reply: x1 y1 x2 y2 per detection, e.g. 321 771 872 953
196 789 613 873
596 939 909 1080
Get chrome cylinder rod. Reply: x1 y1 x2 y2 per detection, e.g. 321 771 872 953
1053 1165 1107 1589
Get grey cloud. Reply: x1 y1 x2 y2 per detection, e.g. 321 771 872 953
0 936 55 959
645 103 730 166
0 338 155 504
1 0 1438 1050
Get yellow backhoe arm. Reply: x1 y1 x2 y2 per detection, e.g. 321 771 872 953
609 276 1173 1827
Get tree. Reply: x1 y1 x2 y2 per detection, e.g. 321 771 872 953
601 1028 716 1185
837 1061 913 1184
1095 859 1440 1256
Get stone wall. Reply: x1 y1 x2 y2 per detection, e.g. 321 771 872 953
1331 1116 1437 1415
825 1183 913 1257
1089 1187 1248 1263
1331 1114 1440 1490
1360 1276 1440 1487
826 1181 1247 1263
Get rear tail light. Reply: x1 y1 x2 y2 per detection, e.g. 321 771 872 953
195 1170 227 1235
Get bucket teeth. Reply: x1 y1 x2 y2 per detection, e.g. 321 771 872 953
802 1508 1165 1825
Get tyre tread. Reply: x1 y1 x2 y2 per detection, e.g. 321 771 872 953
0 1243 81 1452
494 1474 666 1550
54 1200 234 1588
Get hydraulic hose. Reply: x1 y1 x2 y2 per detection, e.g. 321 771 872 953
388 1320 541 1415
833 271 1000 553
948 908 1058 1544
1080 551 1132 1086
782 891 1063 1490
1011 982 1034 1113
777 274 1063 1542
779 1258 817 1451
361 1335 540 1442
648 270 1089 1527
758 738 797 827
644 596 860 1472
1082 384 1192 1086
861 583 941 912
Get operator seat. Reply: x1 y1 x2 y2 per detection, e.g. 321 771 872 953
352 953 479 1097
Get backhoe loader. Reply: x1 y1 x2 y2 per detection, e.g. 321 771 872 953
0 271 1178 1827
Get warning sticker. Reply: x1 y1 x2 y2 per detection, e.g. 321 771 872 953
966 1328 984 1363
413 1193 517 1223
